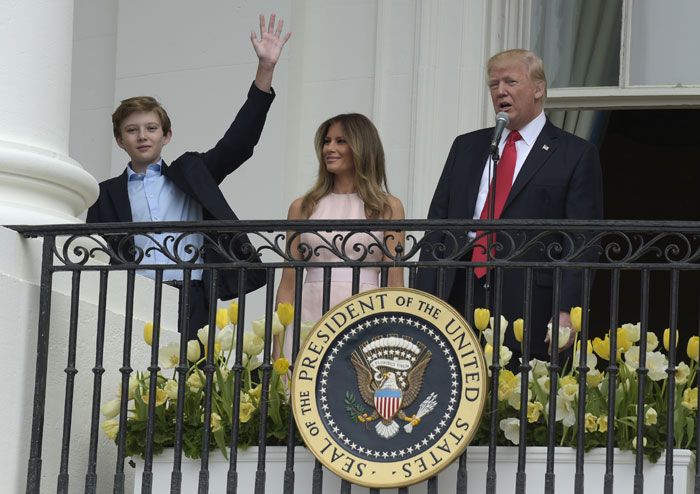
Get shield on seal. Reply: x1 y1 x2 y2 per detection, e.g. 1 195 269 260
374 387 402 421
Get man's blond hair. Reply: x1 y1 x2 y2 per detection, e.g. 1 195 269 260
487 49 547 102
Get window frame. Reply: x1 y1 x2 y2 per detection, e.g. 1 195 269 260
514 0 700 110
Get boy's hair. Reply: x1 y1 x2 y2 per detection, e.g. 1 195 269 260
112 96 172 138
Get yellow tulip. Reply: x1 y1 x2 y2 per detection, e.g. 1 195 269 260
216 308 229 329
277 302 294 327
239 401 255 423
592 336 610 361
474 308 490 331
586 369 604 388
228 300 239 326
663 328 679 351
687 336 699 362
142 388 168 407
102 418 119 441
484 343 493 362
273 357 290 375
597 415 608 433
681 388 698 411
527 402 543 423
513 318 524 343
570 307 582 332
497 370 518 401
616 327 633 353
210 412 223 433
559 375 576 387
249 384 262 402
584 413 598 433
143 322 155 346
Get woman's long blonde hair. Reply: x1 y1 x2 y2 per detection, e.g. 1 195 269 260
300 113 392 219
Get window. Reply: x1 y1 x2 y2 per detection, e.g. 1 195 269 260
524 0 700 110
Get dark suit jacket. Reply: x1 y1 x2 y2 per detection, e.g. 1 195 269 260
86 82 273 301
416 119 603 357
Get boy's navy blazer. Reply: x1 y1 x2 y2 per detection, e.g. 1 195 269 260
87 82 275 300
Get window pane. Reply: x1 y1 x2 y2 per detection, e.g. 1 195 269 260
529 0 622 88
629 0 700 86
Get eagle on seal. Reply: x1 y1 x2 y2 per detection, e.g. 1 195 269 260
350 335 432 439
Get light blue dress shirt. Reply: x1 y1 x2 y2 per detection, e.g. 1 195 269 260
127 161 204 281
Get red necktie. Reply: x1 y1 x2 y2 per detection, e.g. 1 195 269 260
472 130 521 278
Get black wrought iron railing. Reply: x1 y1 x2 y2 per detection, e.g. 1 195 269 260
10 219 700 494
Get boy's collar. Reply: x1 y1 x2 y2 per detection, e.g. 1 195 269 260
126 159 164 179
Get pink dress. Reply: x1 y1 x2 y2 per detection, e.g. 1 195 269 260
284 193 384 355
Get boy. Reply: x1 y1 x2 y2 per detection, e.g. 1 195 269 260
87 14 291 339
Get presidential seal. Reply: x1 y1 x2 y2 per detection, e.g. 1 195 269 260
291 288 488 488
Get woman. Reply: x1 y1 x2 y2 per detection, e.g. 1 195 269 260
275 113 405 356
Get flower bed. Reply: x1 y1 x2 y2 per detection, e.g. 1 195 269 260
101 302 305 459
102 304 699 465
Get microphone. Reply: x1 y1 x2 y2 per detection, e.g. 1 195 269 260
490 112 510 152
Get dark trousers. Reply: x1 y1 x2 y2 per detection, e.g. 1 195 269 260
170 280 209 341
447 266 562 364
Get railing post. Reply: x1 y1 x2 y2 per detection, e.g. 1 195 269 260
25 235 55 494
254 269 277 494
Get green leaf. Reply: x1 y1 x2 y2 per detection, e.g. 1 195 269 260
685 416 695 448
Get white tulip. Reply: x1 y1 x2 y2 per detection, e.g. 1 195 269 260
158 342 180 369
499 418 520 445
100 398 121 419
187 340 201 363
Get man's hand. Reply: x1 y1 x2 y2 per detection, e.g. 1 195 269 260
251 13 292 92
544 311 575 354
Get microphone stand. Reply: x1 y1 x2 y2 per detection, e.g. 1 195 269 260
483 144 501 311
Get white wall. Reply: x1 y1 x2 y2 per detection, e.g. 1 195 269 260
69 0 119 186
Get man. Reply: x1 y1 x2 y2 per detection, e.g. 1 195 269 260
416 49 603 360
87 14 291 339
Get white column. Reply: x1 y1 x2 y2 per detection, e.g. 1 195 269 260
0 0 98 225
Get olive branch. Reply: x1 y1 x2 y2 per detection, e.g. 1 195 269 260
344 391 366 423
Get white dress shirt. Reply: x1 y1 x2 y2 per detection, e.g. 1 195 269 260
472 111 547 221
127 160 204 281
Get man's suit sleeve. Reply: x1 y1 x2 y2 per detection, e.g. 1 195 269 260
416 137 460 293
202 82 276 184
565 144 604 221
560 142 604 311
426 137 460 220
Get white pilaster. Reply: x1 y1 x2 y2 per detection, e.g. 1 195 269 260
0 0 98 225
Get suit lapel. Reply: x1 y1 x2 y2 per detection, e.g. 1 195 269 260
106 170 132 222
503 120 559 212
163 157 235 220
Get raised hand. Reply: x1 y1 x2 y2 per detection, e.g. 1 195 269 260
250 13 292 68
